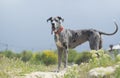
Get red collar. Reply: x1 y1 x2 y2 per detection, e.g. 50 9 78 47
55 26 64 34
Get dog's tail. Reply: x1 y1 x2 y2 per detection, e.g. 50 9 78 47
99 21 118 35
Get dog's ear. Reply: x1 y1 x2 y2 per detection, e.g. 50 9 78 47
57 16 64 22
47 17 52 22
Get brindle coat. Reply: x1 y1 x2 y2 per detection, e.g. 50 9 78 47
47 16 118 71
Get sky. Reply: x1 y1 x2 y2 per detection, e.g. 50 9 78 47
0 0 120 52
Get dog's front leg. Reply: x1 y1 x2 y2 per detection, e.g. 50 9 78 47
64 48 68 68
57 47 63 71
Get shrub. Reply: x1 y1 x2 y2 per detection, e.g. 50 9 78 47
21 50 32 62
116 54 120 62
89 50 112 67
41 50 57 66
75 51 91 65
0 50 15 58
30 52 43 64
68 49 78 63
0 55 54 77
15 53 21 58
115 66 120 78
64 64 80 78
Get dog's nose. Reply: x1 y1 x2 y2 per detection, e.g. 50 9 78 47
52 23 55 26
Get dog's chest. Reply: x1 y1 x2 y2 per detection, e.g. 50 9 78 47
54 34 63 48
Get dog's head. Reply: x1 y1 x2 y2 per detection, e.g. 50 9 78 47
47 16 64 34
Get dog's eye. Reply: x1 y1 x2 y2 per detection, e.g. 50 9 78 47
51 20 53 22
55 19 58 22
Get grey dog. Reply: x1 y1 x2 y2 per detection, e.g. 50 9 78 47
47 16 118 71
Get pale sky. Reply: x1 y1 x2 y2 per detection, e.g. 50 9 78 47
0 0 120 52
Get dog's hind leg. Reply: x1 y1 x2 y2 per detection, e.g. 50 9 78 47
99 37 102 49
89 35 100 50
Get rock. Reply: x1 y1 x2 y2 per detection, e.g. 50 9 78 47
25 70 66 78
88 66 116 78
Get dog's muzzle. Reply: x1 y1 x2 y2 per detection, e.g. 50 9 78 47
51 24 55 34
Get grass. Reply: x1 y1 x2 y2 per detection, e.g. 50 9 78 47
0 55 57 78
0 50 120 78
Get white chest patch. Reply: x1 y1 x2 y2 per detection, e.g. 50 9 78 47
56 40 63 48
55 34 63 48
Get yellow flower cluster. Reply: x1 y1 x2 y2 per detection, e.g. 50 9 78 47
43 50 57 59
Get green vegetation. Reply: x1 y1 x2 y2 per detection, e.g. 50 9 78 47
68 49 77 63
64 64 80 78
41 50 58 66
0 49 120 78
63 50 120 78
0 50 58 78
75 51 91 65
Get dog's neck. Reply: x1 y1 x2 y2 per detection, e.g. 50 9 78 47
55 26 64 34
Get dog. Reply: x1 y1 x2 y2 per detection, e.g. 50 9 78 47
47 16 118 71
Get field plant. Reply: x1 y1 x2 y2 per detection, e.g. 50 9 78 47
64 64 80 78
75 51 91 65
89 50 113 68
0 49 120 78
68 49 78 63
115 65 120 78
0 50 57 78
78 50 120 78
0 55 58 78
115 54 120 78
41 50 58 66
